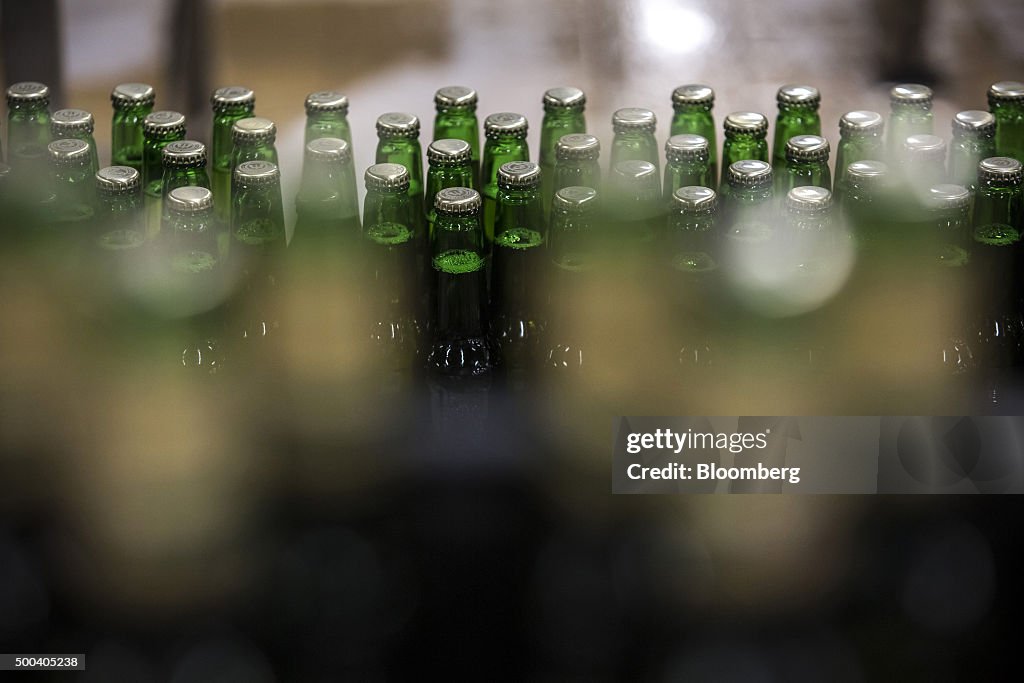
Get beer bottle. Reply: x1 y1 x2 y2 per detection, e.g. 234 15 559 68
94 165 145 257
5 82 51 171
160 141 210 238
304 91 352 148
663 134 712 200
539 87 587 213
47 139 95 227
779 134 831 194
552 133 601 200
424 138 475 240
988 81 1024 163
609 108 659 173
375 112 425 243
670 85 717 185
490 161 544 385
110 83 155 171
608 159 662 247
720 112 768 187
141 111 187 239
971 157 1023 408
888 83 933 157
771 85 821 170
427 186 495 377
834 111 884 204
210 86 255 224
840 160 891 254
50 109 99 175
231 117 278 169
293 137 360 250
948 110 996 192
901 134 947 194
481 112 529 247
721 160 774 267
433 86 480 181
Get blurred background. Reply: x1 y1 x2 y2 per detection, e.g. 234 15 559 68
2 0 1024 680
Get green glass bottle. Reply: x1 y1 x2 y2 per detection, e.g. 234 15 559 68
609 159 662 247
988 81 1024 163
427 186 495 377
539 87 587 214
303 90 352 148
782 186 834 369
94 165 145 257
840 160 891 253
293 137 361 250
6 82 51 168
772 85 821 170
670 85 717 186
900 134 947 195
141 110 187 239
230 117 278 205
433 86 480 182
375 112 425 245
779 134 831 194
610 108 659 173
888 83 933 158
424 138 475 239
481 112 529 248
490 161 545 384
47 138 96 227
949 110 996 192
160 140 210 238
722 160 774 237
50 109 99 175
110 83 155 171
720 112 769 187
834 111 884 205
210 86 255 224
552 133 601 200
663 134 712 201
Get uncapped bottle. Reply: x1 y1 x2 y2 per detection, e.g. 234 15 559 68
539 87 587 213
160 140 210 237
610 108 659 173
304 91 352 148
609 159 662 248
433 86 480 182
427 186 495 377
293 137 360 250
888 83 933 157
210 86 255 224
834 111 884 204
949 110 996 192
720 112 769 186
663 134 712 200
6 82 51 171
772 85 821 170
48 139 95 228
779 134 831 193
110 83 155 171
142 111 187 239
375 112 425 244
670 85 717 185
481 112 529 247
424 138 475 240
50 109 99 175
901 134 947 194
552 133 601 200
988 81 1024 163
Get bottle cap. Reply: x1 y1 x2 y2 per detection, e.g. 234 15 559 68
365 162 410 192
6 82 49 105
724 111 768 136
543 87 586 110
925 183 971 211
553 186 598 214
232 116 276 145
978 156 1022 183
48 138 91 167
427 138 472 165
839 110 884 136
143 110 186 136
777 84 820 106
497 161 541 189
988 81 1024 104
727 159 772 188
305 137 351 163
484 112 528 139
786 134 830 162
672 185 717 213
96 166 141 195
50 109 95 137
665 134 709 163
556 133 600 161
210 86 254 112
890 83 932 107
903 134 946 162
435 186 481 214
672 84 714 107
952 110 995 136
162 140 207 168
612 108 656 134
304 90 348 114
786 185 832 214
435 86 477 108
233 160 280 187
845 160 888 182
376 112 420 139
166 185 214 214
111 83 155 108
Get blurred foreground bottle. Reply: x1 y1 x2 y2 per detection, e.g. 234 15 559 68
772 85 821 170
949 110 996 192
304 90 352 148
988 81 1024 163
609 159 662 249
720 112 768 186
900 134 947 196
375 112 425 244
6 82 51 171
779 134 831 194
51 109 99 175
670 84 717 185
481 112 529 248
888 83 933 157
490 161 545 387
539 87 586 214
663 134 712 201
433 86 480 181
142 110 187 239
834 111 884 204
94 165 145 265
424 138 475 239
552 133 601 202
609 108 659 173
47 139 95 229
210 86 255 224
293 137 360 250
160 141 210 238
840 160 892 258
110 83 155 171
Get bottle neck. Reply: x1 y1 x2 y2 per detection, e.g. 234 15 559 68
494 186 544 241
